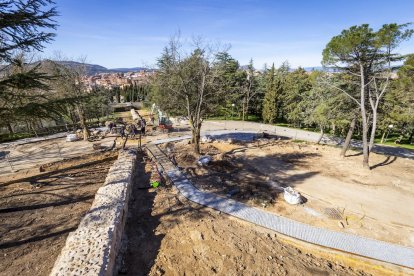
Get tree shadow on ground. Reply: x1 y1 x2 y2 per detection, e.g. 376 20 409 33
0 159 112 263
0 150 10 160
370 155 397 170
185 148 320 206
0 225 77 250
122 152 223 275
344 151 398 170
0 195 94 213
121 153 163 275
345 152 363 157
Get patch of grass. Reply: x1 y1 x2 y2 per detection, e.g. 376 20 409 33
274 123 320 133
0 133 33 143
374 137 414 150
292 139 307 143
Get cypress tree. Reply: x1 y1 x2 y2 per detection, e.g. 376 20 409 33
262 64 279 124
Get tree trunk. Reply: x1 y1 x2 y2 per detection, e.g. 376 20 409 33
122 134 128 149
192 123 201 154
360 65 370 169
116 91 120 103
361 111 369 165
25 121 30 132
362 125 370 168
340 115 357 157
316 126 324 144
408 128 414 144
194 131 200 154
242 97 246 121
380 130 387 144
245 101 250 121
77 105 90 140
7 123 14 134
31 121 38 137
368 108 378 152
69 108 76 125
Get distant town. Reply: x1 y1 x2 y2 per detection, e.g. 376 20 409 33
82 70 155 91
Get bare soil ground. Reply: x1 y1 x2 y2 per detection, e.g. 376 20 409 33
0 156 114 276
163 139 414 248
121 153 374 276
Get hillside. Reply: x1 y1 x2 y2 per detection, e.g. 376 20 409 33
51 61 149 75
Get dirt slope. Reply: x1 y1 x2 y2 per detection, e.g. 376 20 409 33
121 154 373 276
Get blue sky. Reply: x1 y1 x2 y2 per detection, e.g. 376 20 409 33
43 0 414 69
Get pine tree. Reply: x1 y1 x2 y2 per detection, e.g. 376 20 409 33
323 23 413 168
283 68 312 127
0 0 58 62
0 1 58 134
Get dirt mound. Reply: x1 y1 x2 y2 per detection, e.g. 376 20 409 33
202 144 221 155
176 152 197 165
167 142 223 166
208 159 237 173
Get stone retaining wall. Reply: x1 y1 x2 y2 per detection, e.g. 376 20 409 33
50 149 137 276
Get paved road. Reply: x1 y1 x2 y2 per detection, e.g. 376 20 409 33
201 120 414 159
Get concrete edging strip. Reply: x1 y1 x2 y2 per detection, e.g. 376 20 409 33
50 149 137 276
147 138 414 268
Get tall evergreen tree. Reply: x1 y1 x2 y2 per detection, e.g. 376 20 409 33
0 0 58 134
241 58 259 121
283 68 312 127
262 64 278 124
382 54 414 143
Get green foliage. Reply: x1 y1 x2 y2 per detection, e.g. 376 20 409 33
382 54 414 141
121 83 150 102
322 23 412 72
212 52 243 117
303 72 357 135
282 68 312 126
0 1 59 134
0 0 58 62
84 87 113 122
322 23 413 165
262 64 278 124
0 58 69 132
153 46 238 118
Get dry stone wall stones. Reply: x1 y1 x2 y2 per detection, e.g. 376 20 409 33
50 149 137 276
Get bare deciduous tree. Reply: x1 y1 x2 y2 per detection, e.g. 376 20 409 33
241 58 259 121
151 35 229 153
47 56 91 140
